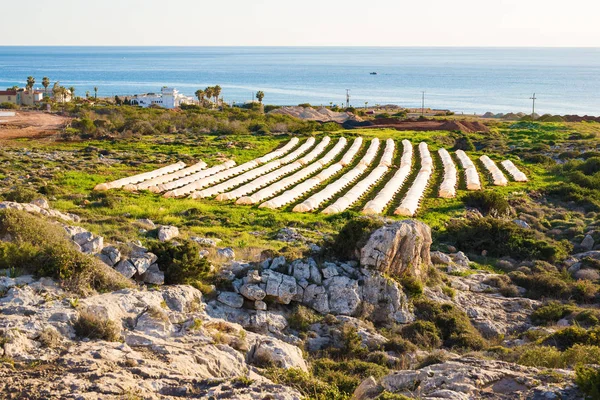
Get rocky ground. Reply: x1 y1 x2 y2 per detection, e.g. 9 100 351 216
0 201 592 399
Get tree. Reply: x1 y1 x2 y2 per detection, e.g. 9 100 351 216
115 95 122 105
204 87 214 107
42 77 50 95
26 76 35 92
213 85 221 104
256 91 265 104
69 87 75 98
85 91 90 99
52 82 60 98
94 86 98 99
195 89 205 106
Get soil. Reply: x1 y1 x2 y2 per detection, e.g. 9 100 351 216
346 118 490 133
0 111 70 140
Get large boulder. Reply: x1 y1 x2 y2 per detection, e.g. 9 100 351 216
360 220 432 280
249 337 308 372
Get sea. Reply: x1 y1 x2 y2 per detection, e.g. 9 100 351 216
0 46 599 116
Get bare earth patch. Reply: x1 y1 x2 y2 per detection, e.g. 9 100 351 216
0 111 70 140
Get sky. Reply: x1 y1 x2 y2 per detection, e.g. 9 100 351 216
1 0 599 47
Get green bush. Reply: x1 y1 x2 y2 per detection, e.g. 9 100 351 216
401 321 442 349
149 240 211 285
462 191 510 216
399 275 423 297
543 326 600 350
0 102 18 110
312 358 388 397
263 367 344 400
288 305 321 332
2 187 43 203
443 216 570 262
509 270 599 301
575 310 600 327
531 302 574 326
0 209 132 294
331 216 383 260
575 365 600 399
414 299 487 350
383 336 418 354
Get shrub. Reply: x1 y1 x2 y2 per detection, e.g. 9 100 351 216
575 310 600 327
401 321 442 349
149 240 211 285
2 187 43 203
543 326 600 350
331 216 383 260
312 358 388 397
575 365 600 399
531 302 574 326
453 135 475 151
263 367 344 400
288 305 321 332
383 336 418 354
443 216 570 262
73 311 121 342
414 299 487 350
0 210 132 294
517 346 563 368
399 275 423 297
462 191 510 216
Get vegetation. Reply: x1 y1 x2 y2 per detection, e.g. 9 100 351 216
73 311 121 342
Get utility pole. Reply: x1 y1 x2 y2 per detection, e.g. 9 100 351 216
421 91 425 116
530 93 537 119
346 89 350 108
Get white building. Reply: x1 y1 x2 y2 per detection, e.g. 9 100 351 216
130 87 195 109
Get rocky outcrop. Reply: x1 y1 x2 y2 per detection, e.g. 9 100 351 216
360 220 432 280
427 272 540 338
0 277 303 399
359 357 579 400
0 200 81 222
219 256 414 326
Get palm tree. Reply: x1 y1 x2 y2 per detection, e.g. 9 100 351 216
26 76 35 92
42 77 50 96
85 91 90 99
69 87 75 99
93 86 98 99
204 87 214 107
52 82 60 99
256 91 265 104
213 85 221 104
195 89 205 106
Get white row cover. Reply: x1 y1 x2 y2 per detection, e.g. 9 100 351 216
216 137 346 201
238 137 350 206
190 137 319 199
394 142 433 216
152 160 236 193
501 160 528 182
163 138 300 198
455 150 481 190
321 139 395 214
340 137 363 166
255 137 301 163
380 139 396 167
362 139 413 214
94 162 186 191
124 161 208 192
292 138 378 212
480 155 508 186
438 148 457 198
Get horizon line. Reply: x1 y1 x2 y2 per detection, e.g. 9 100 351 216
1 44 600 49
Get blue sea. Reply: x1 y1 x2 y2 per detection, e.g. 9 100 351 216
0 47 599 115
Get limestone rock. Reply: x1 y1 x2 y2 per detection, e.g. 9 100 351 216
325 276 361 315
157 225 179 242
431 251 453 265
217 247 235 259
141 264 165 285
249 337 308 372
581 235 595 251
217 291 245 308
114 259 137 278
264 270 297 304
360 220 432 280
240 284 266 301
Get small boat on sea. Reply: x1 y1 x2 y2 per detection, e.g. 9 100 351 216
370 72 377 75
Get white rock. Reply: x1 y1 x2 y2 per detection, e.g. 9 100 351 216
157 225 179 242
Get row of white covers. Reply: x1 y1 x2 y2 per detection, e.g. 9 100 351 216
321 139 395 214
438 148 457 198
455 150 481 190
480 155 508 186
394 142 433 216
362 139 413 214
239 137 351 206
162 138 301 198
191 137 326 199
292 138 378 212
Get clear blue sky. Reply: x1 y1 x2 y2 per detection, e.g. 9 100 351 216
2 0 599 46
